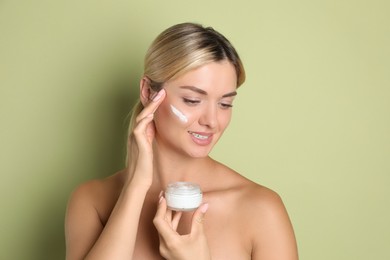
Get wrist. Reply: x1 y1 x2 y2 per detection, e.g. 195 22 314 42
125 175 152 194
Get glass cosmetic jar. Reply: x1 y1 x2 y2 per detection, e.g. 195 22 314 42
165 182 202 211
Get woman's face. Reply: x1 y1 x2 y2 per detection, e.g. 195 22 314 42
153 60 238 158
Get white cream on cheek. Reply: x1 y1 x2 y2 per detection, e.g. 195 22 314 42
170 105 188 123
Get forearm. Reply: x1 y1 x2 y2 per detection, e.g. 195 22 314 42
84 181 149 260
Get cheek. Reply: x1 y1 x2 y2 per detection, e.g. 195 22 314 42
170 105 188 123
154 101 191 127
220 111 232 129
154 102 171 127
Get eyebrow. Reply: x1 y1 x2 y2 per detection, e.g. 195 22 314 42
180 86 237 98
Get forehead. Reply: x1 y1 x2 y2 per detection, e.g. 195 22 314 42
164 61 237 95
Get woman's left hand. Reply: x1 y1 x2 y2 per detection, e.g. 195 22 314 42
153 196 211 260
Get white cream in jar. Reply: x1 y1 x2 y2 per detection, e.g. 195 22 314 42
165 182 202 211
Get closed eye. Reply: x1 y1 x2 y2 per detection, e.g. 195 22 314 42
183 98 200 106
219 102 233 109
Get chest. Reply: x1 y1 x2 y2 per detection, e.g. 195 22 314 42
132 201 252 259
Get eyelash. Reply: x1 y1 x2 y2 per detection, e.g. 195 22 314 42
183 98 200 106
219 103 233 109
182 98 233 109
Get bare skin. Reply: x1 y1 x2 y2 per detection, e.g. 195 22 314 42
65 61 298 260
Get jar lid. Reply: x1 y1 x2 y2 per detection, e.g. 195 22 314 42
165 182 202 196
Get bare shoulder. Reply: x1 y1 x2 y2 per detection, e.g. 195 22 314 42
212 163 298 259
65 171 124 259
242 184 298 259
66 171 124 223
209 163 287 217
214 163 289 214
239 180 286 216
68 172 121 201
68 178 104 207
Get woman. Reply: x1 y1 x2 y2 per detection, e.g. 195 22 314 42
65 22 298 260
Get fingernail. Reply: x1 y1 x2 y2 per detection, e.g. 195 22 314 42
158 191 164 203
153 89 164 101
200 203 209 213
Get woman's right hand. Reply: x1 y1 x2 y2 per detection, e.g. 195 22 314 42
127 89 166 188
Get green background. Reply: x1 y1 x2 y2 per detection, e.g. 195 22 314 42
1 0 389 259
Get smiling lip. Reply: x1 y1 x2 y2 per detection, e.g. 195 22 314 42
188 131 213 146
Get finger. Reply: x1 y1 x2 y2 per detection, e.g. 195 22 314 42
133 113 154 134
171 211 183 231
136 89 166 123
132 113 155 146
155 194 168 221
165 208 173 225
153 197 177 240
191 203 209 235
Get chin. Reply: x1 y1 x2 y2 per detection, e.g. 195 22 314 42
186 146 214 158
188 152 210 158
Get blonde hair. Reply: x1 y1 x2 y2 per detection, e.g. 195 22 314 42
128 22 246 135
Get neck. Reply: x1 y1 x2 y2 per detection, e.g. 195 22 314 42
150 143 215 192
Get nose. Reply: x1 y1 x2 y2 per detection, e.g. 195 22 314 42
199 104 217 129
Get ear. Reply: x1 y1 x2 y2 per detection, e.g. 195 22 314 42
139 77 152 106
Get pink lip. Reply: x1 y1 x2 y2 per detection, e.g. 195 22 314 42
188 131 214 146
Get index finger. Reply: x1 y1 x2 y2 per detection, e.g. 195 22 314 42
136 89 166 122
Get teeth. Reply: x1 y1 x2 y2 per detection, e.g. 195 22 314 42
191 132 208 140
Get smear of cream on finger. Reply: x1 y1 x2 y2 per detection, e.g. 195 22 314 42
170 105 188 123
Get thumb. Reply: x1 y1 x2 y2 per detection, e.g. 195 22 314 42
191 203 209 235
